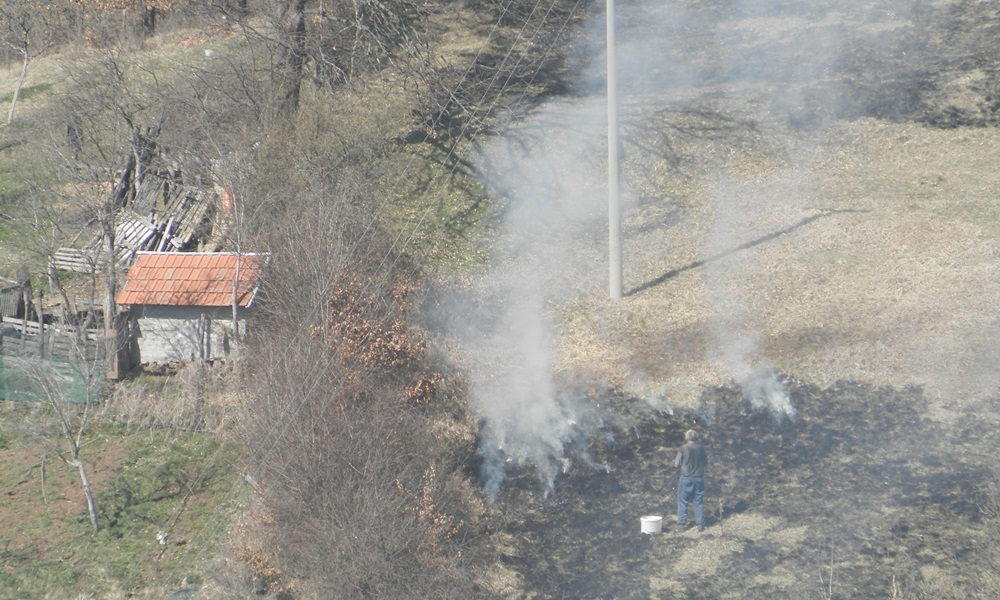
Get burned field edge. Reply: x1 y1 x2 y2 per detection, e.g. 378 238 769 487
489 377 1000 599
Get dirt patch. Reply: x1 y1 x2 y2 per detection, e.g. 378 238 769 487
0 434 128 561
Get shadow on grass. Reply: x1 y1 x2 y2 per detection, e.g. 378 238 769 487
627 207 871 297
0 82 54 104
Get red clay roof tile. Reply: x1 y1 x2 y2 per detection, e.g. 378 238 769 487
115 252 267 307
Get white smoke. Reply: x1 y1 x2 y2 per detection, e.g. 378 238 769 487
693 0 859 423
717 327 796 423
706 180 798 424
457 0 904 497
458 100 610 500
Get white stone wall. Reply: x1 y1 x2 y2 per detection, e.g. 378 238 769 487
131 305 246 363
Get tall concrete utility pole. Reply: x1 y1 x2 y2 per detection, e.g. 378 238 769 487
607 0 623 300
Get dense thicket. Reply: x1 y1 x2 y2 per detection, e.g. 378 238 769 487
233 193 489 597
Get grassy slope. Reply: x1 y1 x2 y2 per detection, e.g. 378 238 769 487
0 9 519 598
0 417 242 597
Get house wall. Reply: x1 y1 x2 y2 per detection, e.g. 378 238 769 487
131 305 248 363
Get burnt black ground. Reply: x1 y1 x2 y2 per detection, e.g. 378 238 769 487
481 0 1000 597
491 379 1000 598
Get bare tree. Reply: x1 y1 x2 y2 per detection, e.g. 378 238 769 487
254 0 428 116
0 0 64 123
46 49 179 292
270 0 308 116
18 329 107 533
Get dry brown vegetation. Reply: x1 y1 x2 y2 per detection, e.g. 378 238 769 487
563 118 1000 409
552 2 1000 410
477 0 1000 598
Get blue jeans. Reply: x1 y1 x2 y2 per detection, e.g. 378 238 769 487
677 476 704 525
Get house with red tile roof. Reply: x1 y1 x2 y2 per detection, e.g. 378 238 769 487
115 251 267 364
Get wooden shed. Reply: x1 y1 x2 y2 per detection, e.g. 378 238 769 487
115 251 266 364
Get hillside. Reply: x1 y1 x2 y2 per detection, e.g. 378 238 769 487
458 0 1000 598
1 0 1000 598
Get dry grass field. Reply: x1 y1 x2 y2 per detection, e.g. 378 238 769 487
478 1 1000 598
548 0 1000 413
563 117 1000 412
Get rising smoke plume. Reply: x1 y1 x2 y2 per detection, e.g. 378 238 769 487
459 100 611 500
705 178 799 424
455 0 913 497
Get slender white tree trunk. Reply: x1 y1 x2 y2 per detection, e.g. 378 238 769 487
70 458 99 532
232 251 241 342
104 212 119 377
7 47 29 124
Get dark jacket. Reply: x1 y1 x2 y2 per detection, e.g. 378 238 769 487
674 442 707 477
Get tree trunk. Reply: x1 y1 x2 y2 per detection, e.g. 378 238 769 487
48 261 75 326
141 6 157 38
103 198 120 377
225 0 249 19
272 0 308 116
71 458 99 533
7 46 29 124
130 124 160 202
232 251 241 343
112 152 136 209
104 221 116 333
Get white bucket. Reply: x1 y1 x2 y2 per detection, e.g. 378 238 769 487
640 515 663 534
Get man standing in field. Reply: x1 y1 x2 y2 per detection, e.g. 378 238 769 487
675 429 708 532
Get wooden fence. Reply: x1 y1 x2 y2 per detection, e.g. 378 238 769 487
0 285 26 319
0 317 103 362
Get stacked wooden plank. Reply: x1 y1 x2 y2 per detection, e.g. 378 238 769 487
161 187 212 249
52 182 216 273
132 181 212 249
50 247 109 273
114 212 160 262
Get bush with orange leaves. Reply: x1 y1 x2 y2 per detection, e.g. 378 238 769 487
308 271 443 405
311 274 425 369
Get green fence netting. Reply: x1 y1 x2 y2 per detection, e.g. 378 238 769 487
0 355 100 403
